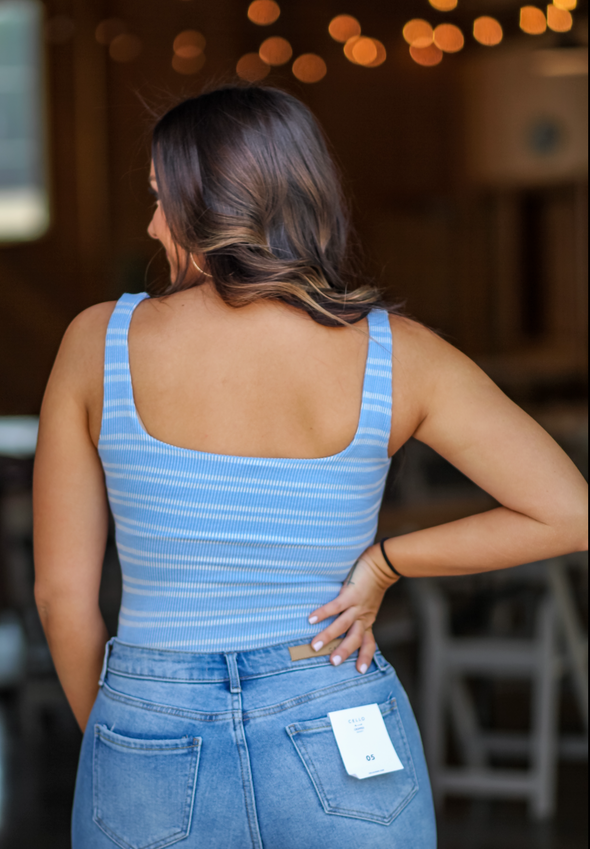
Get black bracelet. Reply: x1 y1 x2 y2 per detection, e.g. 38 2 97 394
380 538 405 579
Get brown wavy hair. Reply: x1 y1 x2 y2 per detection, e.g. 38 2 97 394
150 85 387 326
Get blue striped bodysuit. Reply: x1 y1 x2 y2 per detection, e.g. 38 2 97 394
98 293 393 651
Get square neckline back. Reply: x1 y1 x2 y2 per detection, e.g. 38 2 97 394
99 292 393 465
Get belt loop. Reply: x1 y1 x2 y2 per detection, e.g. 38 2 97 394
98 637 116 687
224 652 241 694
373 650 389 673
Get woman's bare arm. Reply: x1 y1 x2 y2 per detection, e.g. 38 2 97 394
388 318 588 573
33 304 115 731
311 317 588 667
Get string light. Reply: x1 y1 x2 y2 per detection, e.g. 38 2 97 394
473 17 503 46
109 34 142 62
367 39 387 67
520 7 547 34
547 4 574 30
259 36 292 65
434 24 464 52
344 36 362 63
344 35 385 67
292 54 327 82
173 31 206 58
352 36 378 65
247 0 280 26
237 53 270 80
429 0 458 10
329 15 361 43
403 20 434 47
410 43 443 66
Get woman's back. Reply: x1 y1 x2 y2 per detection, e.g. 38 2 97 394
97 288 393 651
126 285 370 460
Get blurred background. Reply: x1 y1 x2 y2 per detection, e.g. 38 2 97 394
0 0 587 846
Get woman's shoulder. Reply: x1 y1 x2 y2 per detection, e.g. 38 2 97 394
50 300 118 400
388 313 472 374
386 313 487 451
59 297 115 345
38 300 121 448
388 313 452 377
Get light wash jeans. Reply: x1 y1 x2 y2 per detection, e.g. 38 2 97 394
72 638 437 848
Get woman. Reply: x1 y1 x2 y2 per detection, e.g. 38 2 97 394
34 86 587 849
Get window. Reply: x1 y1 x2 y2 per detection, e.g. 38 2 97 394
0 0 48 242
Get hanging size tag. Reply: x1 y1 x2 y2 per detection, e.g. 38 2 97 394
328 703 404 780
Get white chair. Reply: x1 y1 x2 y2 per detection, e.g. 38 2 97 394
412 557 588 820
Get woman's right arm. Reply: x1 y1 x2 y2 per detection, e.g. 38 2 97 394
309 317 588 666
34 304 115 731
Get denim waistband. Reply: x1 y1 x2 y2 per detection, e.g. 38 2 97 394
100 636 389 686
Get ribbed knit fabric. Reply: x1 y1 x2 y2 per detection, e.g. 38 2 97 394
98 292 393 651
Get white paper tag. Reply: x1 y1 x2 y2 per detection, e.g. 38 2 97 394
328 703 404 780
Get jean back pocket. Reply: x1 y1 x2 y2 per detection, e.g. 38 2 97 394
286 697 418 826
93 725 201 849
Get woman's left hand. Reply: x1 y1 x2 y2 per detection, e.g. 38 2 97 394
307 544 399 673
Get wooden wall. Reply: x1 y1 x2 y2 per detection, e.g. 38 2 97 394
0 0 587 414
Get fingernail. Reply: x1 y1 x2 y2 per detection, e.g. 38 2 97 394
360 663 368 674
308 616 318 625
312 641 323 652
332 655 342 666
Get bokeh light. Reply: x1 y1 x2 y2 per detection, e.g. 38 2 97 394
352 36 378 65
292 54 327 82
403 20 434 47
343 36 361 63
259 36 292 65
429 0 458 10
247 0 281 26
367 39 387 67
414 35 436 49
45 15 75 44
520 7 547 34
473 17 503 46
237 53 270 81
329 15 361 43
434 24 464 52
410 43 444 66
95 18 126 45
109 33 142 62
547 4 574 30
173 31 206 58
553 0 576 9
172 53 206 75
